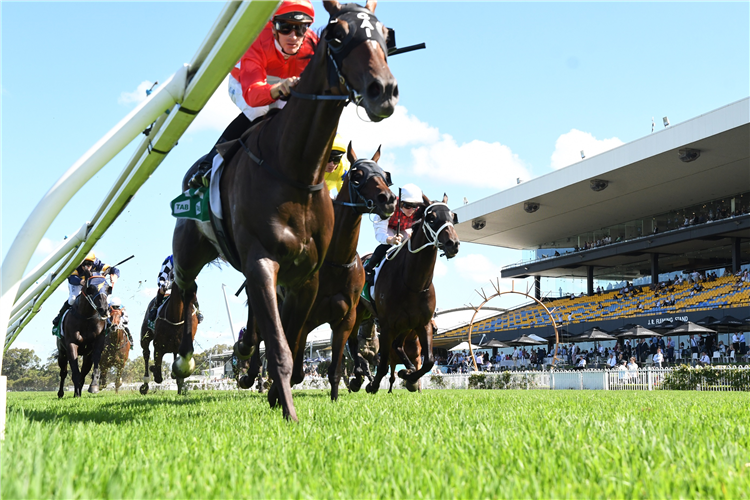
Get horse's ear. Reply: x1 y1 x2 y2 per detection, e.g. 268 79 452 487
365 0 377 12
372 145 381 163
347 141 357 164
442 193 449 204
422 194 431 206
323 0 342 16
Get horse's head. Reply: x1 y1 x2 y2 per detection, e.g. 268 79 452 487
416 194 460 259
80 274 110 320
323 0 398 121
342 141 396 219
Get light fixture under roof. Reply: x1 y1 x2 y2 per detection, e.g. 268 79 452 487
590 179 609 192
524 202 540 214
678 148 700 163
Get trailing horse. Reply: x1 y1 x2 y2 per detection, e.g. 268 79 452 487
171 0 398 420
238 143 395 400
99 306 131 393
56 271 110 398
350 195 459 394
139 289 199 395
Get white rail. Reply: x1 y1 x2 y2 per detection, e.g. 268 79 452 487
0 0 281 440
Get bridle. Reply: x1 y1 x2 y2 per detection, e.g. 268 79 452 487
290 6 389 105
386 203 456 260
79 276 109 321
333 159 393 213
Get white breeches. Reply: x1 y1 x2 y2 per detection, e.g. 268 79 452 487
68 284 82 305
228 75 286 123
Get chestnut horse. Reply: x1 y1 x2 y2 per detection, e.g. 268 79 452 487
56 272 110 398
99 307 131 393
171 1 398 420
349 196 459 394
238 144 395 400
139 289 199 395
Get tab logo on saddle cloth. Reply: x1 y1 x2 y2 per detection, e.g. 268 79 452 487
170 188 211 222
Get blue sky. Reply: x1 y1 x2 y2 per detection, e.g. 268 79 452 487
2 1 748 358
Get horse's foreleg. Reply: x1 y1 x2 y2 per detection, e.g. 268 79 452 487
66 343 83 397
151 349 165 384
141 329 152 383
235 301 257 360
367 328 391 395
246 258 297 421
239 346 262 390
328 310 356 401
388 362 396 393
57 346 68 398
403 323 434 384
391 331 414 375
88 334 106 394
172 284 197 378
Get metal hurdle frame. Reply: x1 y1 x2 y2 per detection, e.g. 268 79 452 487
0 1 281 439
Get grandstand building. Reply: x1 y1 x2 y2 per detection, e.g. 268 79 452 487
440 98 750 349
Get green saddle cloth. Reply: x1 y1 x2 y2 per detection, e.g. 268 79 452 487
52 323 62 339
170 187 210 222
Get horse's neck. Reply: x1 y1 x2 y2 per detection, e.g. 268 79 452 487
267 42 346 186
328 183 361 264
75 294 95 318
396 224 438 292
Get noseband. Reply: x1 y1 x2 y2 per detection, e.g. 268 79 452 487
333 159 392 213
387 203 455 260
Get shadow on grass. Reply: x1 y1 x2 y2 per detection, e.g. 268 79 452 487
12 390 268 425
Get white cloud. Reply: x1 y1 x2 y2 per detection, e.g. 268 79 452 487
454 253 503 283
118 81 154 105
411 134 530 190
337 104 440 155
434 258 448 277
550 129 623 170
188 76 239 133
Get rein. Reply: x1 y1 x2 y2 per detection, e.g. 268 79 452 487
386 203 454 261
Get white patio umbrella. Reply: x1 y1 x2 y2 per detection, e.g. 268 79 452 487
449 341 481 351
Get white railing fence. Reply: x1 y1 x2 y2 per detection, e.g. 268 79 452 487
0 0 281 440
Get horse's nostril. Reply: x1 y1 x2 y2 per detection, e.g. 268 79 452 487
378 193 388 204
392 84 399 99
367 81 383 100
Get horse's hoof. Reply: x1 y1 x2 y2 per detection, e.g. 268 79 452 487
238 376 253 390
88 385 99 394
234 341 254 360
366 382 377 394
172 355 195 378
268 387 279 408
139 384 149 395
397 369 410 380
57 392 64 399
349 377 362 392
405 381 419 392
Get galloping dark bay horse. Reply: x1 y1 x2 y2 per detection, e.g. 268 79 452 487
350 196 459 394
56 272 110 398
139 289 199 395
99 306 130 393
171 1 398 420
238 144 395 400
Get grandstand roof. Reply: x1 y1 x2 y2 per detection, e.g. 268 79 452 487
453 98 750 253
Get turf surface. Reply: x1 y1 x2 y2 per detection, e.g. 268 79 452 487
2 390 749 499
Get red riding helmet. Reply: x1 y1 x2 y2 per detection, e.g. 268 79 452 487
273 0 315 23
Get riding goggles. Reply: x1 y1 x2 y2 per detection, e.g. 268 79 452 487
328 151 345 164
401 202 419 210
274 20 311 37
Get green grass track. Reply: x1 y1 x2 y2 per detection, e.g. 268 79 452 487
2 390 749 499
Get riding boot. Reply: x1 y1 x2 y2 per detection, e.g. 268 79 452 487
195 300 204 323
148 292 165 322
364 244 389 284
188 112 252 189
52 301 71 326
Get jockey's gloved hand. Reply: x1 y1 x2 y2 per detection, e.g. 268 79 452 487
271 76 299 100
386 234 402 245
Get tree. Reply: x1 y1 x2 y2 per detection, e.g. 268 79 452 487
2 348 41 380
